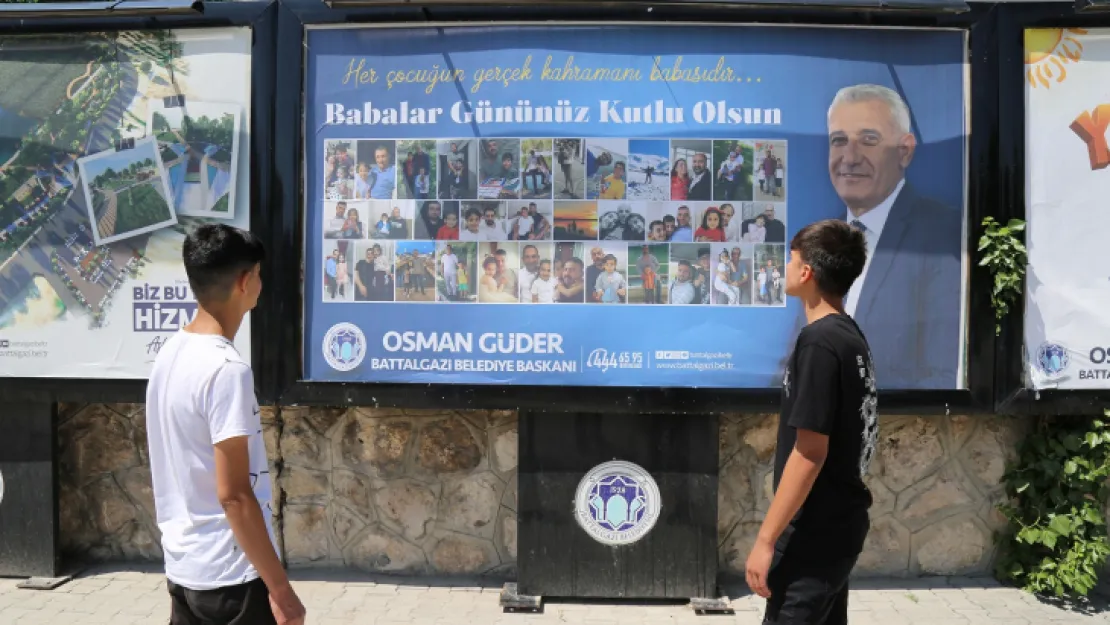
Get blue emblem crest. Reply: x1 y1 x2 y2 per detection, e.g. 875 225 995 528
323 323 366 372
1036 342 1068 377
574 460 661 546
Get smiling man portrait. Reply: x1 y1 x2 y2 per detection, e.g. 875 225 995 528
826 83 962 389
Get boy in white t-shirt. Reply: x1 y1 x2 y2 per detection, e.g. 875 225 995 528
530 259 560 303
146 224 305 625
513 206 534 240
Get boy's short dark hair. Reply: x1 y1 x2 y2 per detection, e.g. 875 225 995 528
603 254 617 265
789 219 867 298
183 224 265 304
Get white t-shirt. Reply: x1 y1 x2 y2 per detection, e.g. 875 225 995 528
515 215 534 237
145 331 275 591
530 276 559 303
479 220 504 240
459 227 489 242
518 266 538 302
442 253 459 275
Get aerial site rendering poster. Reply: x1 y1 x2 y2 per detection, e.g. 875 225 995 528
0 28 251 378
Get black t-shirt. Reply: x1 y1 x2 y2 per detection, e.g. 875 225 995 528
355 260 375 299
388 217 408 239
773 313 877 557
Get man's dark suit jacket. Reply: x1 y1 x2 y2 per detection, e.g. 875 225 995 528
781 182 963 389
688 173 711 200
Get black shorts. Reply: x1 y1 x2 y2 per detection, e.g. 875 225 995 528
762 547 859 625
168 577 277 625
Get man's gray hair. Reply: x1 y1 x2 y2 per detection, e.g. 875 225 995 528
828 84 912 136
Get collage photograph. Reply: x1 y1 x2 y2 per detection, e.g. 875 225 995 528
318 136 786 307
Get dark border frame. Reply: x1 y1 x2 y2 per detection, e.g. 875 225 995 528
274 0 1000 413
0 1 279 404
993 1 1110 417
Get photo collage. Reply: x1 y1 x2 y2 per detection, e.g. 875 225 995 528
77 97 242 247
319 138 787 306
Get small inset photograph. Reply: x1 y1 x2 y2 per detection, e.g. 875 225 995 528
394 241 436 302
324 139 357 200
640 201 693 242
322 240 356 302
553 201 598 240
477 138 521 200
476 241 521 303
397 140 436 200
712 140 754 203
754 140 787 202
694 204 728 243
414 200 460 241
324 200 368 240
77 137 177 247
520 139 554 199
369 200 413 241
552 242 587 303
457 201 501 242
710 243 755 306
350 240 395 303
354 139 397 200
585 241 628 304
554 138 585 199
598 201 646 241
437 139 477 200
670 139 712 201
518 242 555 303
503 200 553 241
738 202 787 244
147 100 241 218
629 243 669 305
668 243 712 305
753 243 786 306
436 241 477 302
586 139 628 200
627 139 670 201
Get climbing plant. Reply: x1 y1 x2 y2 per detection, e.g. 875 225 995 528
995 414 1110 598
978 216 1027 336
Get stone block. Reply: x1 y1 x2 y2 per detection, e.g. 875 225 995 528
911 515 991 575
332 469 375 521
416 417 483 474
374 478 438 541
345 526 428 574
338 415 413 478
330 504 367 550
718 450 755 543
490 424 518 474
864 473 896 517
875 417 945 493
281 465 330 503
855 515 911 577
118 465 156 522
437 473 501 540
741 414 778 463
429 533 499 575
895 462 977 532
958 416 1024 496
284 504 332 565
87 476 136 536
719 521 763 574
502 473 518 513
282 410 331 468
496 509 517 562
59 405 141 481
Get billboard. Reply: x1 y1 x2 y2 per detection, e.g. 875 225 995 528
1025 28 1110 389
303 24 968 389
0 28 252 378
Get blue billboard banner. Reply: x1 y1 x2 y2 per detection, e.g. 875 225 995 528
303 24 967 389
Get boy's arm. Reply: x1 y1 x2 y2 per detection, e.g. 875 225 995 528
746 343 839 598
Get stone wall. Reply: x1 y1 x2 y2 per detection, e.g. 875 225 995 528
59 404 1026 578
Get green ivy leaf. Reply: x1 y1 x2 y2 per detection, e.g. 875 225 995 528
1049 516 1072 536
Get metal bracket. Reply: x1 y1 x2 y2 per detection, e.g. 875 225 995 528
690 595 734 615
499 582 542 613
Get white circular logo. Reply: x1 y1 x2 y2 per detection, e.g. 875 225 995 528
323 323 366 372
574 460 661 546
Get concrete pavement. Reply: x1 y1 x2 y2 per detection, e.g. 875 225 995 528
1 564 1108 624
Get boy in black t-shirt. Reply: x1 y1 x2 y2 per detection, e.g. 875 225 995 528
745 219 878 625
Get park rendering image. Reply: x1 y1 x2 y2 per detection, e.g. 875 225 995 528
0 31 190 330
149 101 239 217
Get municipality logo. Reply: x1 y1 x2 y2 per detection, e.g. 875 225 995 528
574 460 661 546
323 323 366 372
1036 342 1069 378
